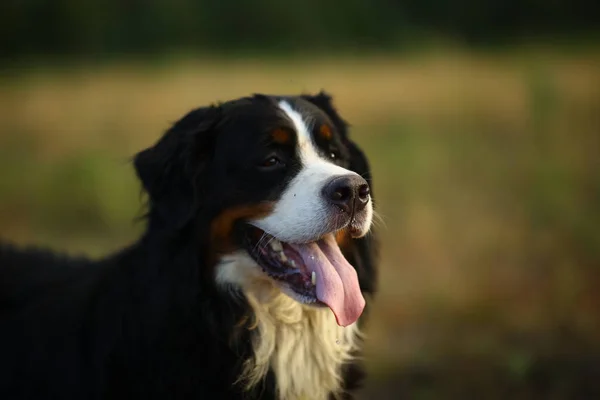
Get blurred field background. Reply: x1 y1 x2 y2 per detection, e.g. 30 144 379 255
1 1 600 398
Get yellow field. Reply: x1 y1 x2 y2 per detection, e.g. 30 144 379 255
1 50 599 396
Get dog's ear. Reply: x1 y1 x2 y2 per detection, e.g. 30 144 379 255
301 91 348 136
134 105 221 230
302 91 378 294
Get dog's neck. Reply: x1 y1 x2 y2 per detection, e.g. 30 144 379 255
217 252 361 400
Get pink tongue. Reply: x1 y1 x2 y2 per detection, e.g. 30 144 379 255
289 235 365 327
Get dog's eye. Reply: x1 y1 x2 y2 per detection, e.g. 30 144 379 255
329 150 340 160
258 155 284 170
262 157 279 167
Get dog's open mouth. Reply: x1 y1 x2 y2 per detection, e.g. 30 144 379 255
244 226 365 327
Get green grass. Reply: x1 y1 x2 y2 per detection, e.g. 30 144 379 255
1 50 599 397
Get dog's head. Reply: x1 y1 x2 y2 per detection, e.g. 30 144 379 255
134 92 374 327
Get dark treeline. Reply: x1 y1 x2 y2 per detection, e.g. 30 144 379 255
1 0 598 59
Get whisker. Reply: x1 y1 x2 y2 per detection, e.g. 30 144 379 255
251 225 286 253
371 210 387 230
252 233 270 253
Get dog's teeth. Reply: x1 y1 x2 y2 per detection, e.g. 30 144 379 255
270 240 283 252
311 271 317 285
290 260 296 268
279 252 287 262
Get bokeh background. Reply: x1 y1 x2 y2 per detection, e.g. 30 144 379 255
1 1 600 398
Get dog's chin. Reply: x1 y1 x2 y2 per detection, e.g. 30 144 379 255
347 219 369 239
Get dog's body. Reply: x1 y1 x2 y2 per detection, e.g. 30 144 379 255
0 93 377 400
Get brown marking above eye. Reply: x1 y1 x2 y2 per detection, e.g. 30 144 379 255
271 128 291 144
319 124 332 140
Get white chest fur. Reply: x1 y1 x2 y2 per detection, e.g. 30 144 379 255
217 254 361 400
242 288 360 400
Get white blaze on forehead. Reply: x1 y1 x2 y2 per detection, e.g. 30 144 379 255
277 101 311 143
277 100 333 165
277 101 311 146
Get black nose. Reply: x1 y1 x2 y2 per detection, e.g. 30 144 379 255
322 174 370 215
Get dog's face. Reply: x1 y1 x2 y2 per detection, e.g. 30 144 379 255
134 93 373 327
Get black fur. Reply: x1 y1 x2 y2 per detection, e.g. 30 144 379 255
0 92 377 399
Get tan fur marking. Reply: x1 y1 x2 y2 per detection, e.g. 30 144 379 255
319 124 332 140
272 128 292 144
335 229 351 251
210 203 274 252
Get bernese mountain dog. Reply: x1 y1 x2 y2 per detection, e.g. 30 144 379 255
0 92 378 400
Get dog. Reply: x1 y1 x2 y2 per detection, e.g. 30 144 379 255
0 92 378 400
